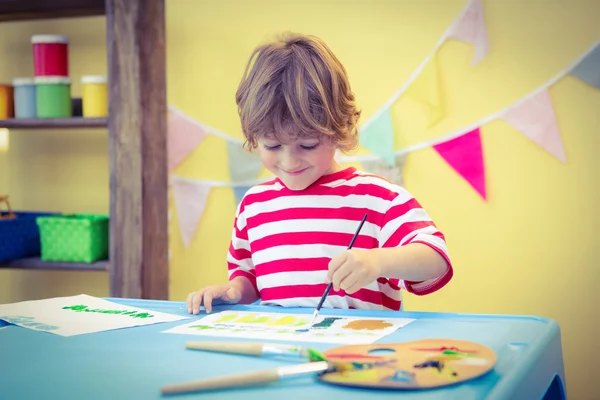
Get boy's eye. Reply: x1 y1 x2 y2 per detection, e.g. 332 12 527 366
264 144 281 151
300 144 319 150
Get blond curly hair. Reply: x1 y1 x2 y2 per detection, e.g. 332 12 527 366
235 32 361 152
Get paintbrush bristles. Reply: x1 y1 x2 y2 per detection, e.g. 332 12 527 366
303 309 319 331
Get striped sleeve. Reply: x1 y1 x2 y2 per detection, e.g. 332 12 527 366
378 190 453 296
227 201 258 293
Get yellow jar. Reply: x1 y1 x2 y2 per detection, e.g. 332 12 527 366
0 84 14 119
81 75 107 117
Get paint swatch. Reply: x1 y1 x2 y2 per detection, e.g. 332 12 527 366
162 311 415 344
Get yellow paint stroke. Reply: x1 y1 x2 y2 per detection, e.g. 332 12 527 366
266 316 299 326
230 313 309 327
215 313 238 323
234 313 258 323
330 368 380 382
342 320 393 331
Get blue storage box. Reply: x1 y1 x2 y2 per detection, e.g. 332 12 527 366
0 211 59 263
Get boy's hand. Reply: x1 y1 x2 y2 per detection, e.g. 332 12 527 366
186 284 242 315
327 249 382 294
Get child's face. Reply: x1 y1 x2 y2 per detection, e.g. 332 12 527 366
257 134 340 190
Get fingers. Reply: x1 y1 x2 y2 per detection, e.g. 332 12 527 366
186 290 204 314
338 272 361 295
203 291 214 314
192 290 205 315
186 292 194 313
186 285 234 315
327 252 348 285
331 261 353 292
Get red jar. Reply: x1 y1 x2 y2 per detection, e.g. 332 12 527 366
31 34 69 77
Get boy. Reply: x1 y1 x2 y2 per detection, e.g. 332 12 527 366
187 33 452 314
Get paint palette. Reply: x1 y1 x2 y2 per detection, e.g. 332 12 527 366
320 339 497 389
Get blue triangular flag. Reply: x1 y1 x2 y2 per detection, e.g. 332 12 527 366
227 142 263 182
570 44 600 89
233 185 252 205
359 108 396 165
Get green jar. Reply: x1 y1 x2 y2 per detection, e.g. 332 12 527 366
35 76 72 118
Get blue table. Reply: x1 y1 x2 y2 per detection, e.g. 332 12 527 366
0 298 566 399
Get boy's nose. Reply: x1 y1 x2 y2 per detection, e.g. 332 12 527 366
280 155 302 171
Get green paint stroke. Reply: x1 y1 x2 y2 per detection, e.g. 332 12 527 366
189 325 214 330
311 317 342 329
62 305 154 319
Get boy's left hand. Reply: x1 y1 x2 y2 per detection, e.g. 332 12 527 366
327 249 382 294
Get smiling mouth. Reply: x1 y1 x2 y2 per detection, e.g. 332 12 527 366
283 168 308 176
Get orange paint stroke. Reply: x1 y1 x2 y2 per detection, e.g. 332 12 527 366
342 320 393 330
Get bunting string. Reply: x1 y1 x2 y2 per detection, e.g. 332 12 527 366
340 38 600 162
166 1 600 247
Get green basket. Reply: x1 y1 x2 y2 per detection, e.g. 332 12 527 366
36 214 109 263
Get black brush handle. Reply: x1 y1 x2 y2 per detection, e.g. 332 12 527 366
315 213 368 312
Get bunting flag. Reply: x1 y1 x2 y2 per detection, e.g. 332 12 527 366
500 89 566 163
433 128 486 200
359 108 396 165
167 108 208 173
403 54 443 128
362 154 407 187
227 142 264 182
233 186 253 205
569 43 600 89
448 0 490 66
171 178 212 248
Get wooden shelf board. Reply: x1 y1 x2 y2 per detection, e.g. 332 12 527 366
0 117 107 129
0 257 109 271
0 0 105 23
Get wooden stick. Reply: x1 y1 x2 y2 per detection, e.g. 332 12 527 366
185 341 265 356
161 362 331 395
161 369 280 395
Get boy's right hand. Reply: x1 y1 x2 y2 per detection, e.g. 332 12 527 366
186 284 242 315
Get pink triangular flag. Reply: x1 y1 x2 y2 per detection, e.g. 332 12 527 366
500 89 566 163
172 179 212 248
168 108 208 173
433 128 487 200
448 0 490 66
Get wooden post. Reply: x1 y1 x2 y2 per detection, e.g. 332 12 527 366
106 0 168 299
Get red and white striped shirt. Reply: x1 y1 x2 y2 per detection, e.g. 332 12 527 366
227 167 453 311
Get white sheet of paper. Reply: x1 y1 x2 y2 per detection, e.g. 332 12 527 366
0 294 190 336
162 310 415 344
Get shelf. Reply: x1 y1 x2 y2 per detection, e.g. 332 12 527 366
0 257 109 271
0 0 105 23
0 117 107 129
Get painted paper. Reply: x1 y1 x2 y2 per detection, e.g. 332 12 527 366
500 89 566 163
172 178 212 248
359 108 396 166
0 294 190 337
403 54 443 127
227 142 264 182
448 0 490 66
162 310 415 344
433 127 486 200
570 43 600 89
167 108 208 173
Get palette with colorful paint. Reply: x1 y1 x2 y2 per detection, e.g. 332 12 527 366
320 339 497 389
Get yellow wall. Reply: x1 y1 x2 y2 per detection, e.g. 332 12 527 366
1 1 598 399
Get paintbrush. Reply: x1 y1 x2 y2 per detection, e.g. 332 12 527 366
301 213 368 332
185 341 327 362
161 360 351 396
